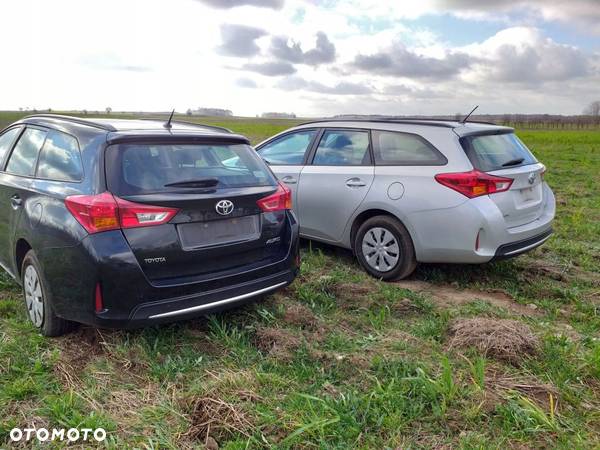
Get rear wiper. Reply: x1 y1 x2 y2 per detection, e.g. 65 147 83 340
501 158 524 167
164 178 219 188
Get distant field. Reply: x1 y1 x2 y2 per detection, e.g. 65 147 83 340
0 113 599 448
0 111 302 145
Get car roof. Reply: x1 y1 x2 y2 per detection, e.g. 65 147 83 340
291 118 513 137
16 114 249 144
18 114 243 135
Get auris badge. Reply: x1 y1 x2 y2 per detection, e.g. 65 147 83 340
215 199 234 215
528 173 536 185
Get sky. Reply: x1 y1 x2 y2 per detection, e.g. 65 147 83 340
0 0 599 117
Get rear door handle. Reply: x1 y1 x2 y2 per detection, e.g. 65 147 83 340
346 178 366 188
10 195 22 209
281 176 297 184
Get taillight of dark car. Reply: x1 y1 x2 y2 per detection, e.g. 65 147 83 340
256 181 292 212
65 192 179 234
435 170 513 198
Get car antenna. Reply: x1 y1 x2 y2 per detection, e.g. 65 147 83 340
461 105 479 124
164 109 175 129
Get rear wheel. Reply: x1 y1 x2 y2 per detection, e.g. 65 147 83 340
354 215 417 281
21 250 72 337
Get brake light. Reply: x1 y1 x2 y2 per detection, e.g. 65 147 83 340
65 192 179 234
257 182 292 212
435 170 513 198
65 192 119 233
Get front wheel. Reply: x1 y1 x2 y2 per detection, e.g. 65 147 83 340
21 250 72 336
354 215 417 281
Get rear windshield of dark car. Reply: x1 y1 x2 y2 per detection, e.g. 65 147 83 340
106 142 277 196
460 132 537 172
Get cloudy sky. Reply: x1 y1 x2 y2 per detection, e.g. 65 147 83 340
1 0 599 116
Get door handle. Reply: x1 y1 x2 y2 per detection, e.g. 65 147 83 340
10 195 22 209
281 176 298 184
346 178 366 188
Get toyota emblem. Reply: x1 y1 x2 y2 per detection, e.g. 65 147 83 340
528 173 536 185
215 199 234 215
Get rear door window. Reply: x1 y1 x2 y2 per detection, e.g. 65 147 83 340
460 133 537 172
372 130 446 165
36 130 83 181
258 130 316 165
5 127 47 176
312 130 371 166
106 142 277 196
0 127 22 167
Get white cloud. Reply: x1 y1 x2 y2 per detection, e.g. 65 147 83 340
432 0 600 34
0 0 597 117
463 27 591 84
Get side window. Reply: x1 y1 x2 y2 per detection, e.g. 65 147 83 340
372 130 446 165
5 127 47 177
0 127 22 167
36 130 83 181
258 130 316 165
312 130 370 166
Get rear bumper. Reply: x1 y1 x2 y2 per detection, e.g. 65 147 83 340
491 228 553 261
410 182 555 264
38 210 299 328
98 268 296 328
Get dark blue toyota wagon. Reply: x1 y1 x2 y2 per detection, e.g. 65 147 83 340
0 115 299 336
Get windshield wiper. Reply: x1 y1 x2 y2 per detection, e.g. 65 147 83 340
164 178 219 188
501 158 524 167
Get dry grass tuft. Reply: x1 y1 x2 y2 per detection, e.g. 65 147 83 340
254 326 302 359
332 282 376 309
283 303 318 329
186 396 253 444
476 365 561 414
448 318 539 365
52 326 106 389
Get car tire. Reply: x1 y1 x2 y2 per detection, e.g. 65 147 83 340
21 250 72 337
354 215 417 281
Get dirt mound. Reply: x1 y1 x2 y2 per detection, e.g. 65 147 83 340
254 326 302 359
396 280 539 316
283 303 318 329
448 318 539 365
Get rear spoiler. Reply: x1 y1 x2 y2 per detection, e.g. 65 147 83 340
106 131 250 146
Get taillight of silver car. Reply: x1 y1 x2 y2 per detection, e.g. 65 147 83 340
435 170 513 198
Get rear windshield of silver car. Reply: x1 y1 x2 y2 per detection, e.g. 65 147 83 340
460 132 538 172
106 142 277 196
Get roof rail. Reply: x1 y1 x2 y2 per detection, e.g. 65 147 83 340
387 117 499 126
138 118 233 134
299 117 500 128
298 118 458 128
23 114 117 131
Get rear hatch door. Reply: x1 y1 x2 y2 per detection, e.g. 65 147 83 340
460 131 546 228
105 139 287 283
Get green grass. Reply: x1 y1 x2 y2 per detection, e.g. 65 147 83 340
0 113 599 448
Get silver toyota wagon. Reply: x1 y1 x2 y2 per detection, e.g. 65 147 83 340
255 119 555 280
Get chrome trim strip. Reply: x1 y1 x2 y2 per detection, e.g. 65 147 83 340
503 234 552 256
148 281 287 319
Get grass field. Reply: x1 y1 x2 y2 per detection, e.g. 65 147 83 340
0 113 599 448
